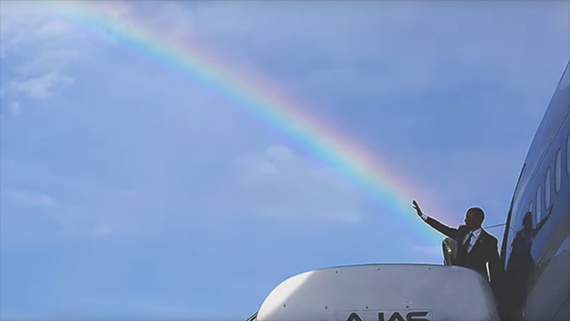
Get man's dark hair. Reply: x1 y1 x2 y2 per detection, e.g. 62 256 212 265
469 207 485 225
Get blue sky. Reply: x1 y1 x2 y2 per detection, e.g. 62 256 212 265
1 1 568 320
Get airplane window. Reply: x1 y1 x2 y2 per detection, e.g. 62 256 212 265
536 185 542 223
555 150 562 192
545 168 551 210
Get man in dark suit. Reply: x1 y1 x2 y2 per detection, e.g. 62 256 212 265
412 200 502 295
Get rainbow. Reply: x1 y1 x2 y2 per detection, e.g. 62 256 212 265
39 1 445 242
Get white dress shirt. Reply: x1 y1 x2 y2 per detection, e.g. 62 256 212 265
464 228 482 253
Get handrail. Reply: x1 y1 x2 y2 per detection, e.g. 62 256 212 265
484 223 515 233
245 311 258 321
500 163 526 269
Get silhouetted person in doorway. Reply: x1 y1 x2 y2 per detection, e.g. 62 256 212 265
503 211 549 320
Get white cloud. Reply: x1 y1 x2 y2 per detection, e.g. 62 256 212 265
13 48 80 76
0 2 78 60
1 1 82 106
8 189 57 208
9 72 74 99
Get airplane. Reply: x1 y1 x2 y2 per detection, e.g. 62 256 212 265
245 60 570 321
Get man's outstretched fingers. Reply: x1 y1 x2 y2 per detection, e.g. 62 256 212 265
412 200 422 216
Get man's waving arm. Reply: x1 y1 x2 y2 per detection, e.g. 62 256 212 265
412 200 429 221
412 200 459 239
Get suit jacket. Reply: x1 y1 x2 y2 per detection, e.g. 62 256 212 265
425 217 502 292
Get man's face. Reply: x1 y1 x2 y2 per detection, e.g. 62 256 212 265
464 210 481 230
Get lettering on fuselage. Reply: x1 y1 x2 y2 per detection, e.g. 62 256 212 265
345 311 430 321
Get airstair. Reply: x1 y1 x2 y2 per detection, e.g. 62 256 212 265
246 263 499 321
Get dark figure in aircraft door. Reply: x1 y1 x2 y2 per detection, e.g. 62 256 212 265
503 211 549 320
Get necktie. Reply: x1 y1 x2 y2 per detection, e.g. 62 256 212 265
463 232 473 252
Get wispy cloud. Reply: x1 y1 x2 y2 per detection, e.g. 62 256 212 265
9 72 74 99
0 2 79 63
0 1 82 112
7 189 57 208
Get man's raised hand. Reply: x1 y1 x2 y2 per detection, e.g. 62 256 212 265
412 200 423 218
